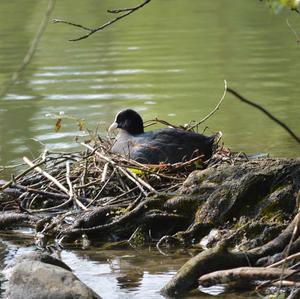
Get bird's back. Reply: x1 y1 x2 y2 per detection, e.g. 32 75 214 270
112 128 216 164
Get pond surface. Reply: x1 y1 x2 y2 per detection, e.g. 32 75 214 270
0 0 299 170
0 230 257 299
0 0 299 298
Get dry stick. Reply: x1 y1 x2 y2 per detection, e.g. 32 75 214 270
23 156 70 195
53 0 151 41
81 142 148 196
274 281 300 288
227 87 300 144
189 80 227 131
0 0 56 98
144 118 183 130
28 198 73 213
74 178 103 189
11 184 68 200
101 163 109 183
103 186 139 206
86 169 116 208
66 161 87 210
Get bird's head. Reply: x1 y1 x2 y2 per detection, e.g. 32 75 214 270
108 109 144 135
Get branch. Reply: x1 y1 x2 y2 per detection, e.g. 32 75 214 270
227 87 300 144
53 0 151 41
292 7 300 14
189 80 227 131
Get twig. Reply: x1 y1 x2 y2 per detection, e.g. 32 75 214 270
23 156 69 195
53 0 151 41
286 19 300 43
0 0 56 98
86 169 116 208
10 183 69 200
267 252 300 269
144 118 183 130
101 163 109 183
189 80 227 131
66 161 87 210
292 7 300 14
156 235 179 256
227 87 300 144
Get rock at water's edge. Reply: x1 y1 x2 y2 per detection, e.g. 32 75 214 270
5 259 101 299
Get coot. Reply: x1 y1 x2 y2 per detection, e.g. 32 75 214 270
109 109 218 164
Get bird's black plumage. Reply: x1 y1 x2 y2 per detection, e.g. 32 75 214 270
109 109 217 164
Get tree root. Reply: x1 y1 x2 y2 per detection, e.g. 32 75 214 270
161 210 300 297
198 267 300 287
0 212 38 229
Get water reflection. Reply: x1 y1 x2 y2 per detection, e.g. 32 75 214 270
0 231 258 299
0 2 299 164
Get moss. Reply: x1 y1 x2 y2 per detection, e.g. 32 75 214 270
127 226 148 247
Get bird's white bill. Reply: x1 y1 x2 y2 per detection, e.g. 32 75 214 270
108 122 118 132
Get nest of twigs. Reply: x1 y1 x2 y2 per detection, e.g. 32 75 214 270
0 135 235 213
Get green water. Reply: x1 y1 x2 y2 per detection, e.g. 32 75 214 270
0 1 299 298
0 0 299 168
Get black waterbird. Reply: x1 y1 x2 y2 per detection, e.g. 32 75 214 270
109 109 220 164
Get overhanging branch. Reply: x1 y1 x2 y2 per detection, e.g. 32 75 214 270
53 0 151 41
